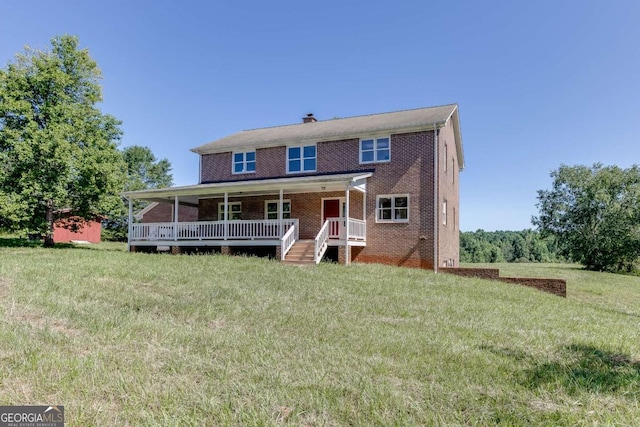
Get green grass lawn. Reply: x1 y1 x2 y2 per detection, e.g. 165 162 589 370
1 243 639 426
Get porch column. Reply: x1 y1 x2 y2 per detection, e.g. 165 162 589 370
278 188 283 237
363 189 367 219
344 185 350 265
363 189 367 241
174 195 178 241
223 192 228 240
127 197 133 252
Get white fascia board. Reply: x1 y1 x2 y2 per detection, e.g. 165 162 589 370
134 202 159 220
191 124 450 155
122 172 373 200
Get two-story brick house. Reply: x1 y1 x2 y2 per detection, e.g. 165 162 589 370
124 104 464 270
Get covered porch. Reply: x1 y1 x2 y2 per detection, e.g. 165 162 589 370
123 172 371 264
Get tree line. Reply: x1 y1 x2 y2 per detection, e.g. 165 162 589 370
460 229 563 263
2 36 639 272
0 35 172 244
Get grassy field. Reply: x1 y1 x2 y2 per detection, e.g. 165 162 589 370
0 241 639 426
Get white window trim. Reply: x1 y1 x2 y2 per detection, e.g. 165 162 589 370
264 199 291 220
375 194 409 223
443 199 447 225
360 136 391 164
286 144 317 174
218 201 242 220
232 151 256 175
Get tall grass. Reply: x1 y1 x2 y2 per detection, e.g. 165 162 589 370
0 245 639 425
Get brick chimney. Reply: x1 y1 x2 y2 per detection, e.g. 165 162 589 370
302 113 317 123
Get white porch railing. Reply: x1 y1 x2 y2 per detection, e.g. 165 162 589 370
314 220 330 264
327 217 366 241
280 224 297 260
348 218 366 241
327 218 342 238
131 219 299 241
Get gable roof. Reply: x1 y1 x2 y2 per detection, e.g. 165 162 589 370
191 104 464 169
134 202 159 220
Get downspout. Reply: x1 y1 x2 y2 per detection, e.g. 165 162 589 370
433 124 439 273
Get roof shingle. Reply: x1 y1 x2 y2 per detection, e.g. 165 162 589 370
191 104 459 154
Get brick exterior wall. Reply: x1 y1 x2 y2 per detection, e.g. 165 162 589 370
196 125 461 270
141 203 199 223
438 120 460 268
442 268 567 297
198 191 364 240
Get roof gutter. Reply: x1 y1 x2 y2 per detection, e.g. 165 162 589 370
190 122 450 155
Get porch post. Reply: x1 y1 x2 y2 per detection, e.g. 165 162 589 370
224 192 228 240
127 197 133 252
363 187 367 220
279 188 283 237
344 184 350 265
174 195 178 241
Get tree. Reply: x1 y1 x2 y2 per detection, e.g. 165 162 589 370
0 35 126 245
101 145 173 241
122 145 173 193
533 164 640 271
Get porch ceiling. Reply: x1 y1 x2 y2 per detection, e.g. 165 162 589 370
123 171 372 204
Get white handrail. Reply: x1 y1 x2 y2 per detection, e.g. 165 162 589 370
314 220 330 264
326 217 366 241
131 219 298 241
131 222 176 240
348 218 366 240
327 217 343 238
280 224 296 260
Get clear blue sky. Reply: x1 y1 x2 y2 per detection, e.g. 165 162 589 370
2 1 639 231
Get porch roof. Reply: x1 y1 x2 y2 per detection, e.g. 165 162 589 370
123 171 373 205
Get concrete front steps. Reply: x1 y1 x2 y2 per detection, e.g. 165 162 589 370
281 239 316 266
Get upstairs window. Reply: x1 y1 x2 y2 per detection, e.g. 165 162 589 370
360 137 390 164
376 195 409 223
218 202 242 220
265 200 291 219
233 151 256 174
287 145 316 173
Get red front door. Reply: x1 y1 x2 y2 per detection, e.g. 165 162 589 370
323 199 341 237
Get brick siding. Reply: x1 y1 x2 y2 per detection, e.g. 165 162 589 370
438 121 460 268
141 203 199 223
195 126 460 270
188 119 459 269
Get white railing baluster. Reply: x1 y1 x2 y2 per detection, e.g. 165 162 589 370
131 219 299 242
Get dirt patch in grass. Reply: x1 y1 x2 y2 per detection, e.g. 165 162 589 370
0 277 11 300
8 307 82 339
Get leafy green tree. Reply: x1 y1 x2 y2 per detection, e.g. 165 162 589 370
123 145 172 193
0 35 126 245
533 164 640 271
101 145 173 241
